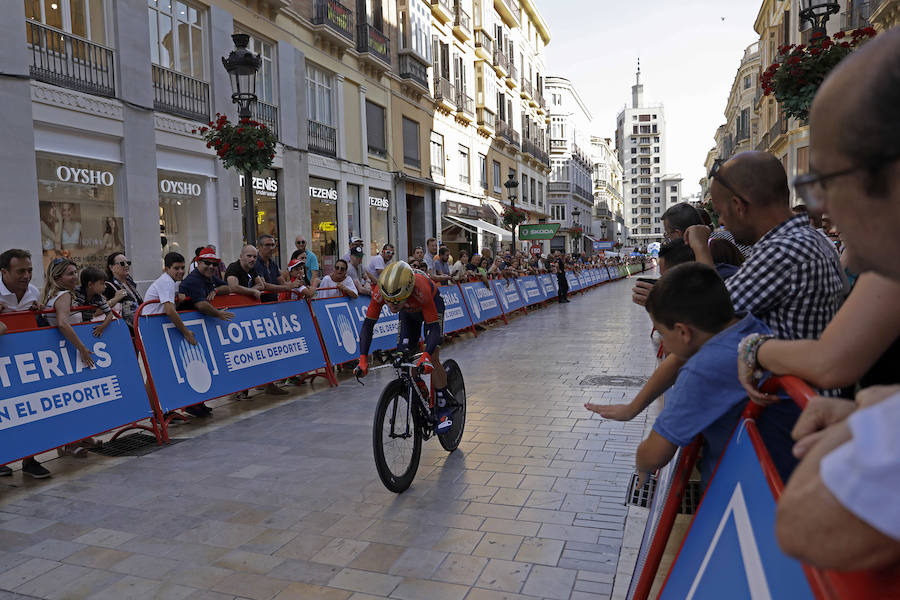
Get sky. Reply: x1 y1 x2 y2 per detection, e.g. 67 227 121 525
535 0 764 196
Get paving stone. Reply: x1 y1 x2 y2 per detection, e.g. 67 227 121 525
327 568 402 596
472 533 524 560
521 564 578 600
433 553 488 586
513 537 565 566
474 558 532 593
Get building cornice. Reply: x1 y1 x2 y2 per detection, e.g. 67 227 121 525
31 81 124 121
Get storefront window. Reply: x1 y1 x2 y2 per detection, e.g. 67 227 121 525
241 169 279 245
158 171 207 260
36 155 121 272
347 184 361 241
369 189 390 257
309 177 338 275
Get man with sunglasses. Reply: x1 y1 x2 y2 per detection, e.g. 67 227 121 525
293 236 319 279
365 243 394 286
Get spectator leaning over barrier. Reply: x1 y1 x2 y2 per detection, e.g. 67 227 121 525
177 247 234 413
0 250 45 478
630 263 798 489
429 246 452 285
74 267 122 338
318 259 358 299
255 234 294 302
342 236 364 261
347 247 371 295
770 28 900 571
365 243 394 285
662 202 703 242
225 245 265 301
103 252 142 332
450 250 468 283
423 237 438 270
481 247 493 265
144 252 197 346
293 236 319 279
279 258 318 301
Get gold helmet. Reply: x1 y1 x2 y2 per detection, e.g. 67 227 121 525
378 261 416 303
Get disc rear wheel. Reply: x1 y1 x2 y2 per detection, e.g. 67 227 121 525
438 359 466 452
373 380 422 493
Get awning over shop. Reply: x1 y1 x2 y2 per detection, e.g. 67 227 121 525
445 215 512 241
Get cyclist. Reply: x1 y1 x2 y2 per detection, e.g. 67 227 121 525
355 261 456 433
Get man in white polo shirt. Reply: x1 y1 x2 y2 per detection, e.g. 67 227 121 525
0 249 48 478
144 251 197 346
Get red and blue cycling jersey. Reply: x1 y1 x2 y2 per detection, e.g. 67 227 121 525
360 272 444 356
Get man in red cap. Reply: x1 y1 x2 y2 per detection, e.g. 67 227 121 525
177 246 233 416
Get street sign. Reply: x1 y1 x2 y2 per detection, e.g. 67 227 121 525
593 240 613 250
530 244 542 256
518 223 561 240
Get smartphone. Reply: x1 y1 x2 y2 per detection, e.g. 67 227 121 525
637 277 657 285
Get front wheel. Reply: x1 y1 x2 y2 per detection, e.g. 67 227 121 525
438 359 467 452
373 379 422 493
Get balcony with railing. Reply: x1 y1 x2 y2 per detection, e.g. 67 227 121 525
312 0 354 47
455 91 475 119
768 110 787 144
474 30 493 60
357 23 390 67
399 54 428 90
492 48 509 76
476 107 495 131
252 101 279 139
308 119 337 157
453 1 471 40
506 62 518 87
152 64 209 122
431 0 453 23
548 181 569 192
840 2 870 30
496 120 519 147
550 138 567 152
495 0 521 25
433 76 456 109
26 20 115 98
520 78 532 100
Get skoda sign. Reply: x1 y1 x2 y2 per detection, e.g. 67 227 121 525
518 223 561 240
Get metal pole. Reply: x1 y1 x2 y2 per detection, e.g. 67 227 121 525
239 107 256 246
511 193 516 252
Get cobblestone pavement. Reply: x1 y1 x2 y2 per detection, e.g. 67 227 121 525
0 275 659 600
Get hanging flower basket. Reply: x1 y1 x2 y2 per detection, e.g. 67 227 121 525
760 27 876 122
570 225 583 239
195 113 278 173
502 206 528 229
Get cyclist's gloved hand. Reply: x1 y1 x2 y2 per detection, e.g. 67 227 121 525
354 355 369 377
416 352 434 375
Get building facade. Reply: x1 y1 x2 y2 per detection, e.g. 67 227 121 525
545 76 595 254
615 63 669 246
590 136 626 246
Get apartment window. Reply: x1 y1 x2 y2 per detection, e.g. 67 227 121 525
458 145 470 185
653 146 659 153
630 148 636 154
632 218 638 225
430 131 444 177
655 227 661 233
551 204 566 220
241 33 276 104
493 161 502 193
521 174 528 202
632 125 638 134
402 117 420 167
654 167 660 173
366 101 386 157
654 136 660 142
631 208 638 214
530 178 536 205
307 64 334 125
670 196 678 202
639 114 650 122
653 187 660 193
28 0 107 44
478 154 487 189
655 207 661 213
654 157 660 163
744 74 752 89
670 185 677 192
149 0 204 77
631 168 637 174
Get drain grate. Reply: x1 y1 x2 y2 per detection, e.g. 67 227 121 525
626 473 658 507
679 480 703 515
87 433 182 457
581 375 649 387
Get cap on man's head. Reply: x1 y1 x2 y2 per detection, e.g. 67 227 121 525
197 247 220 262
287 258 305 271
350 247 364 258
350 236 363 243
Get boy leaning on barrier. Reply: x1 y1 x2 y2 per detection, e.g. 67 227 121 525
589 263 800 489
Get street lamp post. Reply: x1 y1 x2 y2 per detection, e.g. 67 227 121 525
571 207 581 254
504 173 520 252
222 33 262 246
798 1 840 36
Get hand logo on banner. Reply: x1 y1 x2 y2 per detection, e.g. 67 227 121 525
465 287 481 319
498 285 509 311
337 313 357 354
326 303 359 354
178 338 212 393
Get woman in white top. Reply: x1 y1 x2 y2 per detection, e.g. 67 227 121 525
450 250 469 282
317 259 358 299
41 259 93 367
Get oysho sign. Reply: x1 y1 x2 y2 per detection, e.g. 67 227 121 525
159 179 202 196
55 165 114 187
310 186 338 202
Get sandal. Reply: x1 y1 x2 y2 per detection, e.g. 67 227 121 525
77 438 103 449
57 444 89 458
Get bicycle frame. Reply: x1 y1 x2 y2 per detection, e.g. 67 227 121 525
372 352 436 441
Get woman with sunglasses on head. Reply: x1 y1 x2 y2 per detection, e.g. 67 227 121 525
104 253 142 332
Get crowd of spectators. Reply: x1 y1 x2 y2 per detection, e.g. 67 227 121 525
588 29 900 576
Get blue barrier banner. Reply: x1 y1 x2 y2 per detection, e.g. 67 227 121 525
459 281 503 324
516 276 544 305
492 279 525 315
538 274 557 298
310 295 402 363
578 271 590 288
138 302 327 410
438 285 473 334
0 320 151 465
659 423 815 600
349 295 399 354
566 271 580 291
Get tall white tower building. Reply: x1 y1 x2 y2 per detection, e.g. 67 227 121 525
615 61 669 246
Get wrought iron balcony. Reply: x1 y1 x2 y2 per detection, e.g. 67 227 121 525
496 0 521 24
308 119 337 157
507 63 518 87
455 91 474 118
492 49 509 75
399 54 428 90
496 120 519 147
358 23 390 67
453 1 471 38
550 138 567 151
26 20 115 98
768 111 787 142
474 30 493 56
312 0 354 43
476 107 495 130
549 182 570 192
252 100 279 139
433 76 456 107
520 78 532 99
151 64 209 122
431 0 453 22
